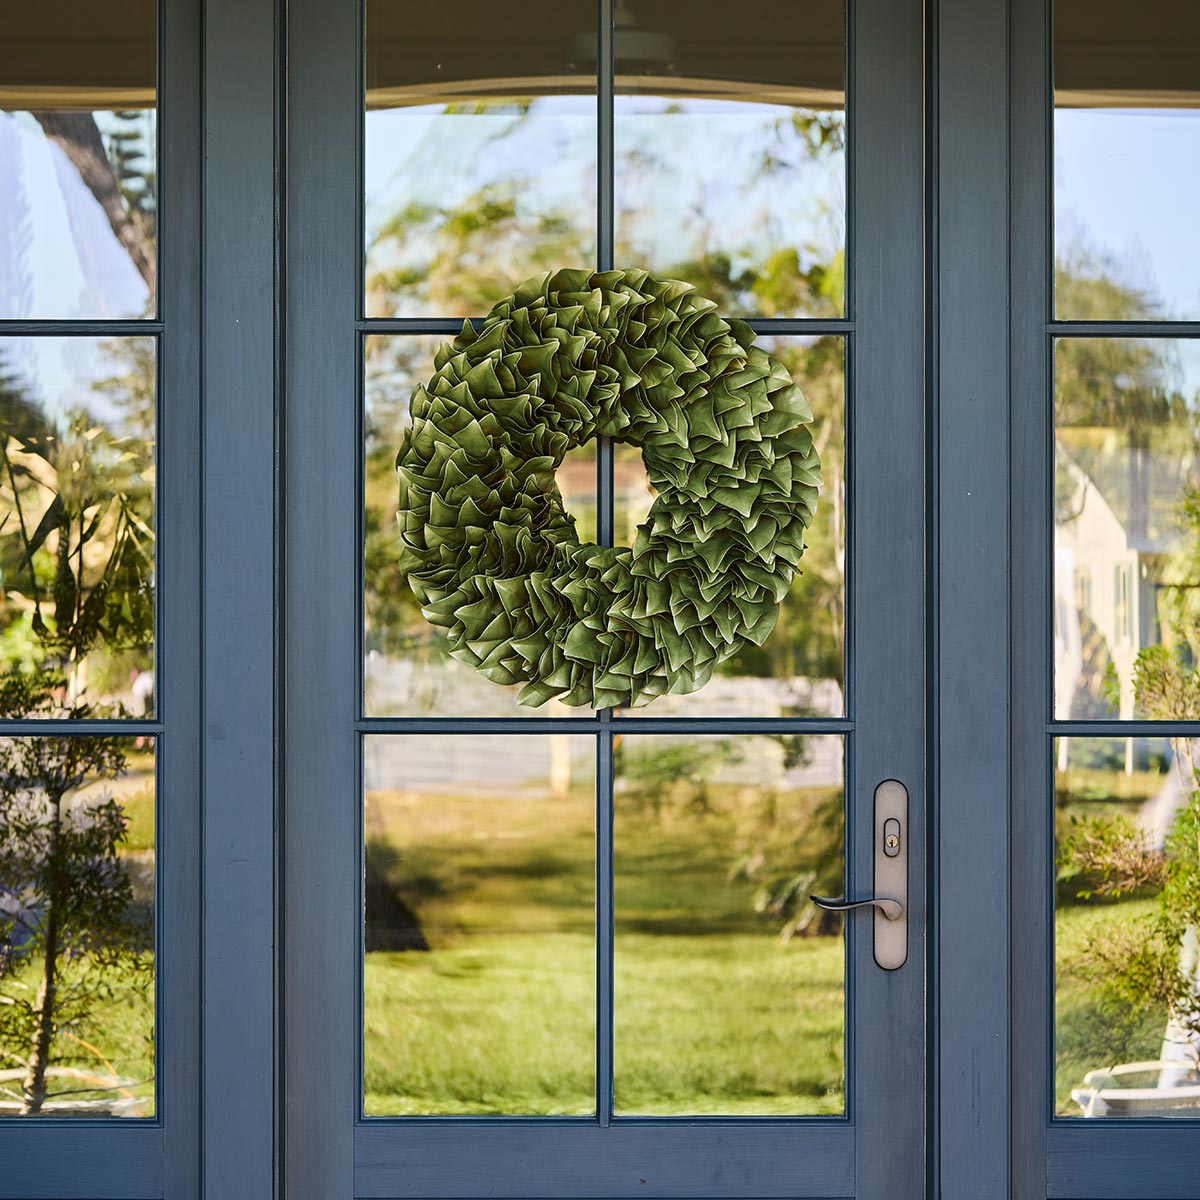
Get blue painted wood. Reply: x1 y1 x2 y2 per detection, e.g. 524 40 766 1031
0 0 203 1194
1048 1125 1200 1198
354 1123 855 1198
851 0 928 1195
1011 2 1200 1196
201 0 279 1194
0 1125 163 1198
281 0 360 1193
1010 0 1052 1197
281 0 929 1195
159 0 203 1194
935 0 1013 1195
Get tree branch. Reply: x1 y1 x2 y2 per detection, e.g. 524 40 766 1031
31 113 155 297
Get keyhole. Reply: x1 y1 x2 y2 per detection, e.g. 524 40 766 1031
883 817 902 858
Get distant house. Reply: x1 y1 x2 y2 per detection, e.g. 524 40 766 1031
1055 430 1197 722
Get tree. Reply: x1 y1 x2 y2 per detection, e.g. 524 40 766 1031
1059 778 1200 1070
0 349 155 700
0 673 150 1115
1060 472 1200 1072
0 352 156 1112
31 111 156 300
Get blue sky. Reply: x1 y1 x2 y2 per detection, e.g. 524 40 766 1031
1055 108 1200 320
0 110 152 415
4 101 1197 399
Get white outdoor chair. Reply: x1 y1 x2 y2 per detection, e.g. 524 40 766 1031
1071 1060 1200 1117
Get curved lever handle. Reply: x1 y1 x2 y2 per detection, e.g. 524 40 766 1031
810 894 904 921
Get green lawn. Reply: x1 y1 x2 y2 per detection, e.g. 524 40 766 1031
364 931 844 1117
12 758 1176 1122
364 765 846 1117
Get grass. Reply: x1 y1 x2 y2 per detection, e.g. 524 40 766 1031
8 754 846 1119
613 932 844 1116
363 931 844 1117
9 752 1177 1122
364 767 845 1117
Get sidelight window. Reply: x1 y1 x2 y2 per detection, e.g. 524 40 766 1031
0 1 161 1121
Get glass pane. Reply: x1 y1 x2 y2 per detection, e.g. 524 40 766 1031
0 734 155 1118
364 0 597 318
1054 0 1200 320
363 734 596 1115
614 0 846 318
1055 735 1200 1117
364 335 592 716
0 2 157 319
616 336 845 717
0 337 156 718
613 733 845 1115
1054 339 1200 721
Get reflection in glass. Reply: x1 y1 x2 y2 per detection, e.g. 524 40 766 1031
616 337 845 716
1054 340 1200 721
362 734 595 1115
363 335 593 717
1 2 157 319
613 734 845 1115
1055 736 1200 1116
364 0 596 318
0 734 155 1118
614 0 846 317
1054 0 1200 319
0 337 156 718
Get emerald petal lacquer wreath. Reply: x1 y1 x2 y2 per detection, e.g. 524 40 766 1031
394 268 821 709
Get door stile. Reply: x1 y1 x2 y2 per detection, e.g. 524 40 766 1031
160 0 203 1191
1010 0 1051 1195
935 0 1013 1196
282 0 361 1192
850 0 928 1195
200 0 281 1193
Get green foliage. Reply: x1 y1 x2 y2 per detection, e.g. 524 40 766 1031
1056 900 1169 1110
103 111 156 227
615 735 844 938
362 107 850 701
0 347 155 690
0 343 156 1114
1058 812 1166 900
0 676 150 1114
368 181 591 318
1060 771 1200 1069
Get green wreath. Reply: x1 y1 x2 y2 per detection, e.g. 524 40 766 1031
395 268 821 709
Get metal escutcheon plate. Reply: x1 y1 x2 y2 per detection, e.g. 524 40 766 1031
874 780 909 970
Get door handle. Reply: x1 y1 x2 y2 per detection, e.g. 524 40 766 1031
812 780 909 970
810 895 903 921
